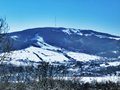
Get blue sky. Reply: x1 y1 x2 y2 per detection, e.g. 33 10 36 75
0 0 120 35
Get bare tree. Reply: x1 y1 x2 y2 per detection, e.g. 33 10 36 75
0 18 12 62
0 18 9 33
0 18 13 84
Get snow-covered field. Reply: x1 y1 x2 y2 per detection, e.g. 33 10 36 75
57 76 120 83
80 76 120 83
100 61 120 67
67 52 100 62
4 46 100 65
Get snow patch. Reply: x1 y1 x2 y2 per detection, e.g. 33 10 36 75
11 35 19 40
62 29 71 35
95 35 120 40
32 35 61 50
100 61 120 67
62 29 83 35
112 51 118 54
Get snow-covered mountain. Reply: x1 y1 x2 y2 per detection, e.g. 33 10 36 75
2 27 120 76
9 27 120 57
